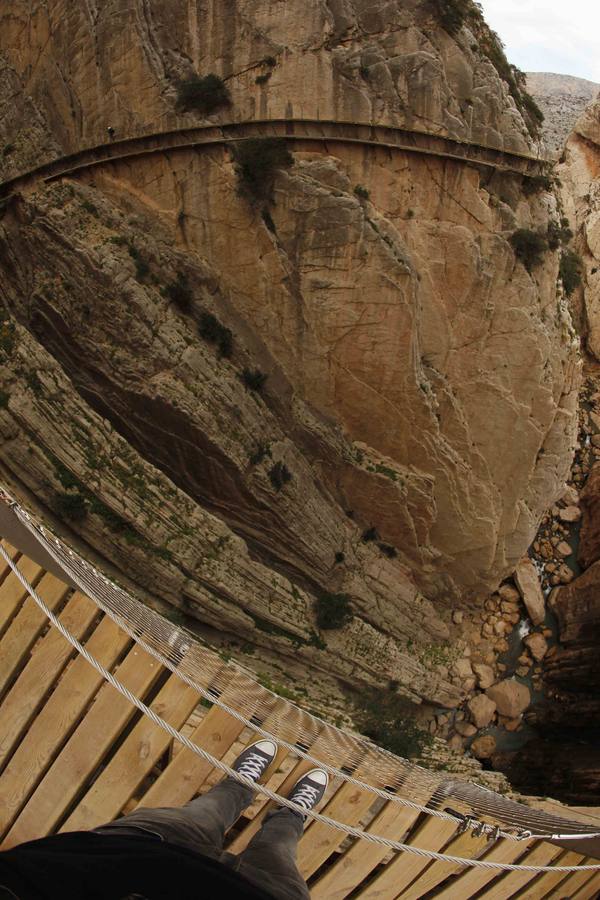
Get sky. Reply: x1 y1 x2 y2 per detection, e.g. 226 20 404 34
477 0 600 84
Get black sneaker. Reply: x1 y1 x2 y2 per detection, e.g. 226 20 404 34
232 739 277 783
288 768 329 816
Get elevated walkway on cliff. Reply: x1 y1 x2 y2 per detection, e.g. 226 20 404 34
0 490 599 899
0 118 552 206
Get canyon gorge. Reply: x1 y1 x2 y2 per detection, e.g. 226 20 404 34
0 0 598 805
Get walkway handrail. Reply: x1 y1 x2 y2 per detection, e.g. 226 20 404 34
0 117 552 202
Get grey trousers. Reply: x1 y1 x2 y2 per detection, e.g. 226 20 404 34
93 778 310 900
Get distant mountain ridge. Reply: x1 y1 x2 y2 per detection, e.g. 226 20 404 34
526 72 600 156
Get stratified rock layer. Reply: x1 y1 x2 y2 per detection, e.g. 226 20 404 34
0 0 582 704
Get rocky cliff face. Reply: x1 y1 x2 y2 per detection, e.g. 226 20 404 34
526 73 599 158
560 98 600 362
0 0 581 710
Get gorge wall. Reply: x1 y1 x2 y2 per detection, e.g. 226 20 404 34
0 0 581 714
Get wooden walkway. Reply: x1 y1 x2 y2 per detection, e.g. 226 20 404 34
0 116 550 207
0 540 599 899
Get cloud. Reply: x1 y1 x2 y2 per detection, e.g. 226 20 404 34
477 0 600 83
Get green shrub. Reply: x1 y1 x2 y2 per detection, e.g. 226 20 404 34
378 542 398 559
354 185 370 201
176 74 231 115
269 461 292 491
0 390 9 408
198 312 233 358
430 0 472 35
127 243 150 282
2 143 15 157
81 199 99 216
547 221 573 250
163 273 193 312
262 56 277 67
357 689 433 759
510 229 548 272
249 442 271 465
232 138 294 206
255 72 271 85
560 249 583 296
242 368 267 392
54 491 88 522
361 526 379 543
522 174 553 197
334 551 345 564
315 592 352 630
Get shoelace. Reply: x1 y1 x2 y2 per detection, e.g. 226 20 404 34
236 752 270 781
291 781 320 811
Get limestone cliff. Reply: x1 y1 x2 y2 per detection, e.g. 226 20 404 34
526 72 599 158
560 98 600 362
0 0 581 709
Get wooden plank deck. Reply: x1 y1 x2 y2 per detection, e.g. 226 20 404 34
0 546 599 898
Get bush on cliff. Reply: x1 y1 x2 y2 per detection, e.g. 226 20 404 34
176 74 231 115
560 249 583 296
198 311 233 358
357 688 433 758
315 592 352 630
163 272 193 312
232 138 294 206
430 0 472 35
510 229 548 272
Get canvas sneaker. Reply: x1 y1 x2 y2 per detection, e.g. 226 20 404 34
288 769 329 817
232 739 277 783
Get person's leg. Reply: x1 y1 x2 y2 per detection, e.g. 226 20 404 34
235 768 329 900
237 808 309 900
93 740 276 857
93 778 253 857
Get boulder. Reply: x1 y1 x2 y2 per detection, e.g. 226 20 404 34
455 721 477 737
561 485 579 505
524 632 548 661
556 541 572 558
452 610 464 625
471 734 497 759
559 506 582 523
468 693 497 728
472 663 495 689
514 558 545 625
498 584 520 604
453 658 473 679
486 679 531 718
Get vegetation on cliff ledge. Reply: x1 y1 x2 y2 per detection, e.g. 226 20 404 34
176 73 231 115
315 592 353 630
232 138 294 206
430 0 544 138
357 688 433 759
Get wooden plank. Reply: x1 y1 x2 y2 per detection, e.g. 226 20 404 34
356 812 458 899
0 556 44 633
517 850 585 899
546 862 599 899
0 542 20 582
433 838 533 899
477 841 563 899
0 591 99 768
0 572 71 697
0 614 130 840
571 868 600 899
60 673 200 831
2 643 159 847
297 778 381 880
310 800 422 900
136 703 246 810
397 826 489 899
